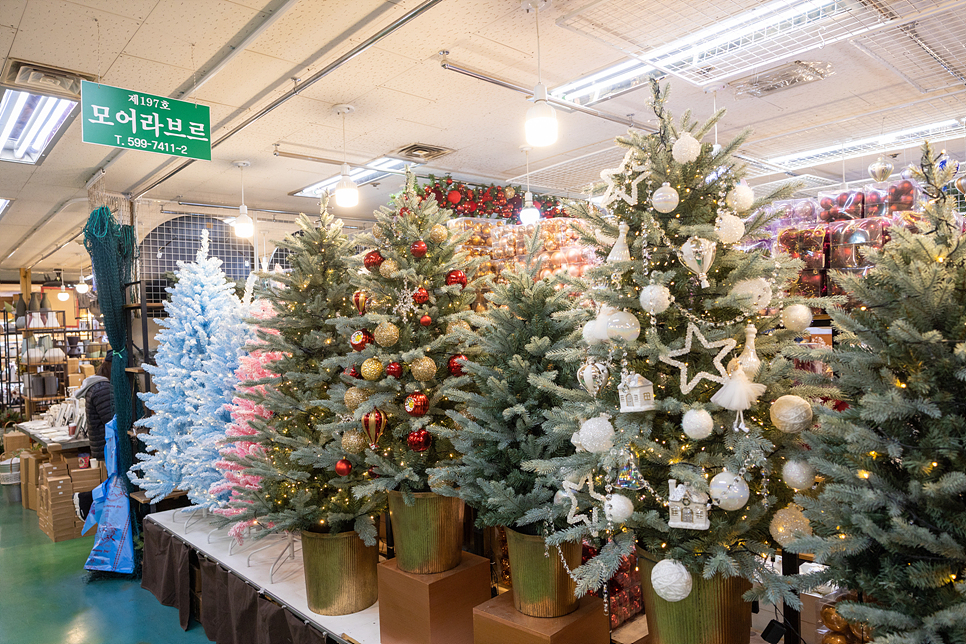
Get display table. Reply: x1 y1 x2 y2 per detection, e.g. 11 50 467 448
145 508 380 644
15 421 89 450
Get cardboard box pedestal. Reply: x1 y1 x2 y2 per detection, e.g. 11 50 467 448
378 552 491 644
473 593 609 644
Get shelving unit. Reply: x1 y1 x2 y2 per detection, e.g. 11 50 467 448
0 310 22 414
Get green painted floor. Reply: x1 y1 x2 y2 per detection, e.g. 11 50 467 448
0 484 210 644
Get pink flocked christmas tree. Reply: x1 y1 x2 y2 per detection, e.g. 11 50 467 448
212 299 282 541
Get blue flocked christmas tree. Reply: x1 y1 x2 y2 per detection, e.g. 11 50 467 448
129 230 242 501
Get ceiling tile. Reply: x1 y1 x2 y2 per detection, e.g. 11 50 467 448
0 24 15 60
10 0 141 77
103 55 193 97
295 46 420 105
64 0 158 21
0 164 31 196
0 0 26 29
192 50 297 108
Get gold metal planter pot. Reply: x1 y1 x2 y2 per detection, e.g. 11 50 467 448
300 530 378 615
639 550 753 644
504 527 581 618
387 491 464 574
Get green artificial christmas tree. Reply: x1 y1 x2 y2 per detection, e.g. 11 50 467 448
526 81 825 613
217 208 383 543
319 171 479 499
428 230 580 533
787 143 966 643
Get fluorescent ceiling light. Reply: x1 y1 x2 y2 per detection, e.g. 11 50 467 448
294 157 414 198
0 199 11 218
0 89 76 164
769 119 962 168
551 60 661 106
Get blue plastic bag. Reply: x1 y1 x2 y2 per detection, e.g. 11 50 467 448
83 416 135 573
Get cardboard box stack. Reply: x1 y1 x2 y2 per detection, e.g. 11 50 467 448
37 456 82 542
66 358 84 389
19 449 49 510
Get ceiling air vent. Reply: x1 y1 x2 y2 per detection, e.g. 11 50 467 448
389 143 454 164
1 59 96 100
730 61 834 99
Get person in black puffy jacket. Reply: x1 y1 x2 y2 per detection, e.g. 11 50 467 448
75 354 114 461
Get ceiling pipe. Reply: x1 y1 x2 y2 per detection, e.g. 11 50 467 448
131 0 446 200
177 201 303 216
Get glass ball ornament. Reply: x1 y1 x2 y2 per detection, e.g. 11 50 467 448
650 559 692 602
374 321 400 347
379 258 399 278
770 395 813 433
335 458 353 477
445 270 467 288
341 430 367 454
410 240 428 258
868 155 893 183
782 460 816 490
404 391 429 416
343 386 371 412
420 314 432 326
412 287 429 304
385 361 402 378
407 428 432 452
604 494 635 523
682 409 714 440
769 503 812 548
956 175 966 195
605 310 641 342
554 490 568 505
709 470 750 511
349 329 374 352
730 277 772 311
361 357 383 381
715 213 745 244
651 182 680 213
671 131 701 164
901 164 917 181
781 304 813 333
429 223 448 244
579 415 615 453
577 362 609 396
448 354 467 376
639 284 672 315
725 180 755 212
410 356 437 381
363 250 384 270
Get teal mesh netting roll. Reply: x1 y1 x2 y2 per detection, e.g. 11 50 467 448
84 206 138 492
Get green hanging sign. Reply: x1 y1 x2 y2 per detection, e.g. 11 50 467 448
81 80 211 160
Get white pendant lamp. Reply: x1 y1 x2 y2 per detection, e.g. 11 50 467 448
519 146 540 225
233 160 254 238
333 104 359 208
524 0 557 147
74 268 89 294
57 270 69 301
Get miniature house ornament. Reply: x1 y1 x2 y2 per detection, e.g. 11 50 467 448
667 479 710 530
618 370 655 412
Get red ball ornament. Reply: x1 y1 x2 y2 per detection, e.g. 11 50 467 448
364 251 385 271
445 270 467 288
413 287 429 304
367 466 379 478
399 206 411 217
345 365 362 379
420 314 432 326
448 354 467 377
407 428 432 452
405 391 429 416
465 200 478 213
361 409 387 447
335 458 353 476
385 362 402 378
445 177 453 185
350 329 374 352
353 290 368 315
410 240 428 258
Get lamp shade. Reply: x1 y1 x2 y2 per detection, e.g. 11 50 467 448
234 205 254 238
525 84 557 147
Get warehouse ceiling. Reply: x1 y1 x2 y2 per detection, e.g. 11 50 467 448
2 0 966 278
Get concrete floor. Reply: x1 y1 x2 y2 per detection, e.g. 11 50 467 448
0 483 210 644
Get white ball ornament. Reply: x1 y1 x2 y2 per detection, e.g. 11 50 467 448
682 409 714 440
651 559 693 602
554 490 568 505
672 132 701 164
579 415 615 453
710 470 750 511
781 304 813 333
725 180 755 212
652 182 680 213
582 319 602 346
639 284 672 315
731 278 773 311
769 504 813 547
715 213 745 244
770 395 813 433
604 494 635 523
606 311 641 342
782 460 816 490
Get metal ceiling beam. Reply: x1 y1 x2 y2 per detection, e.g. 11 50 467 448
130 0 446 200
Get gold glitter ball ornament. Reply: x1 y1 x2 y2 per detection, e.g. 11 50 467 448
374 321 400 347
342 430 367 454
379 259 399 278
410 356 437 381
372 223 384 240
344 387 371 412
505 187 516 199
429 224 448 244
446 320 471 334
361 357 384 381
769 503 813 547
